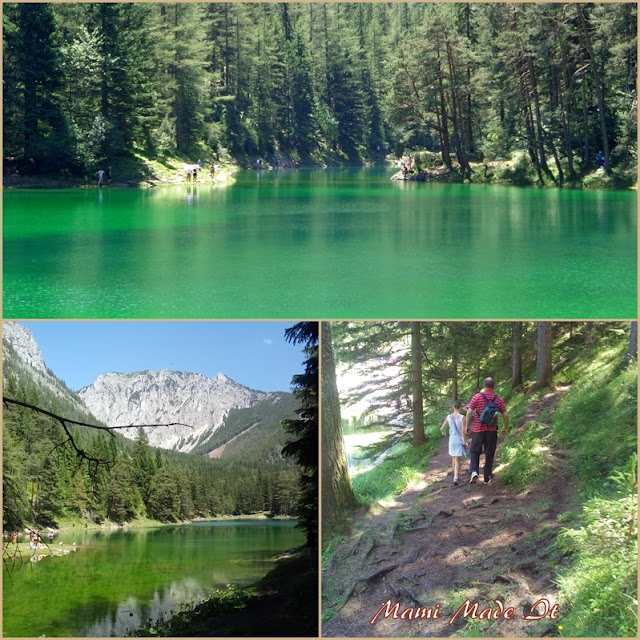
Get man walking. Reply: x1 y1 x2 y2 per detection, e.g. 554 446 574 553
465 377 508 484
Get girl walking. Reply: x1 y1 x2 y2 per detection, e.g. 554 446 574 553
441 400 467 485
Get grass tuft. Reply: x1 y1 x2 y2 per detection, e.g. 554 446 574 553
351 439 438 506
555 458 637 637
494 421 551 490
552 343 637 493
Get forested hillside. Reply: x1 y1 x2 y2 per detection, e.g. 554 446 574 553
3 2 636 185
194 392 300 463
322 322 637 637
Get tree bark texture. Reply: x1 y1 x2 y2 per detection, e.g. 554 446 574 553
320 322 355 535
512 322 523 390
536 322 553 388
622 322 637 365
411 322 426 445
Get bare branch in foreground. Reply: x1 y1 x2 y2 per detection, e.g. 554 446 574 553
3 396 195 464
3 397 194 432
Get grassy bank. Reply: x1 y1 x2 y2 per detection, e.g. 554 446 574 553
394 149 637 190
550 341 637 637
3 149 238 189
351 432 439 507
49 511 293 532
493 338 637 637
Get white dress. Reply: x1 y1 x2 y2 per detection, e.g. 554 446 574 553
447 414 466 457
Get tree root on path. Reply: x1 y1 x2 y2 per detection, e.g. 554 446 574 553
334 546 421 612
464 498 499 510
334 563 400 612
389 579 431 608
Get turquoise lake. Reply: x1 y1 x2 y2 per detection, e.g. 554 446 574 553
3 168 636 318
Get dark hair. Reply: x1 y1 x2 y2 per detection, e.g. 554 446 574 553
483 377 494 389
453 400 462 409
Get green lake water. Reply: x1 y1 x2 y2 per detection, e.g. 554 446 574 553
2 520 303 637
3 168 636 318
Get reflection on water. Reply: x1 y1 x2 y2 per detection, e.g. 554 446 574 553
2 520 303 637
85 577 204 637
3 169 636 318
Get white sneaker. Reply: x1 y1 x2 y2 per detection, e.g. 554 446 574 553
470 472 479 484
453 477 459 485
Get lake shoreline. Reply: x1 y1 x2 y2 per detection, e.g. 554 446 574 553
4 156 636 191
4 514 298 564
3 519 307 637
3 515 298 569
390 160 637 191
49 511 296 533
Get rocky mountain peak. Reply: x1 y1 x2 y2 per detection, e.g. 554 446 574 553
79 369 267 452
2 321 47 374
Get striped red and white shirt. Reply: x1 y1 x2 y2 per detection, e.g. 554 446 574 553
467 391 507 433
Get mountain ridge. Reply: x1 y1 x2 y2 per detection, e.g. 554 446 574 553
78 368 268 452
3 322 294 458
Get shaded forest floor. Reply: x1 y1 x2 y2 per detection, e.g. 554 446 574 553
322 386 580 638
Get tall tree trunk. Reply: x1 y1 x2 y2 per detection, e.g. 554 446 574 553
100 4 109 120
512 322 523 390
577 3 610 169
445 42 470 176
23 68 37 158
465 7 474 152
451 352 458 402
536 322 553 388
172 5 180 151
526 54 556 184
436 46 453 169
235 4 241 94
320 323 355 536
579 48 590 166
584 321 594 346
224 3 231 88
558 34 577 178
622 322 637 366
411 322 426 445
546 129 564 185
518 68 543 183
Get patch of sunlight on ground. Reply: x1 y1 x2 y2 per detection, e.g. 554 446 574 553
532 444 550 454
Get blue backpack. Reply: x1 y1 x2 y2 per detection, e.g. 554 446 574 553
479 392 500 425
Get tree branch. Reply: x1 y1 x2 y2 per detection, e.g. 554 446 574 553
3 396 196 467
3 397 194 432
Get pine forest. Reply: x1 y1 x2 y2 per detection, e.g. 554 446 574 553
3 2 637 186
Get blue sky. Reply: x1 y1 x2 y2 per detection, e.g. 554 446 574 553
21 321 309 393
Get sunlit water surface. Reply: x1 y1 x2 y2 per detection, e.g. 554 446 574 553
3 168 636 318
2 520 303 637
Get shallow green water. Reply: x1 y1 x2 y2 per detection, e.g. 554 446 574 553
2 520 303 637
3 168 636 318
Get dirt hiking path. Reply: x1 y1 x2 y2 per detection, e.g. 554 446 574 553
322 386 578 637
